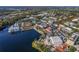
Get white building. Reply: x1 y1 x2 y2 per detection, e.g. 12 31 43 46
45 36 63 47
61 27 72 33
8 23 20 33
72 18 79 22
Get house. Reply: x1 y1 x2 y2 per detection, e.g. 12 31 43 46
66 39 74 46
37 22 47 29
69 22 76 27
71 33 79 41
29 16 34 19
55 43 68 52
45 27 51 33
57 31 66 42
42 16 48 20
55 46 64 52
48 20 54 25
61 27 72 33
72 18 79 22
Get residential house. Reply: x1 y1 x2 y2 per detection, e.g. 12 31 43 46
71 32 79 45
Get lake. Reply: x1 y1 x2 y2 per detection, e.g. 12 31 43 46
0 28 40 52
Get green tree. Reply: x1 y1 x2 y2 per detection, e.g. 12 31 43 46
68 46 77 52
2 19 9 26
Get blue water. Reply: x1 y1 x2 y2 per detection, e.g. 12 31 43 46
0 28 40 52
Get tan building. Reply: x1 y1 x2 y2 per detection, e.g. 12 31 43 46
66 39 74 46
20 21 32 31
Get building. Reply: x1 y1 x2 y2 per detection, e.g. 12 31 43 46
55 43 68 52
72 18 79 22
71 32 79 45
45 27 51 33
8 19 33 33
66 39 74 46
8 23 20 33
61 27 72 33
20 21 32 31
45 36 63 47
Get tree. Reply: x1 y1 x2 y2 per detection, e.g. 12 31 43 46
0 20 3 27
2 19 9 26
68 46 77 52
